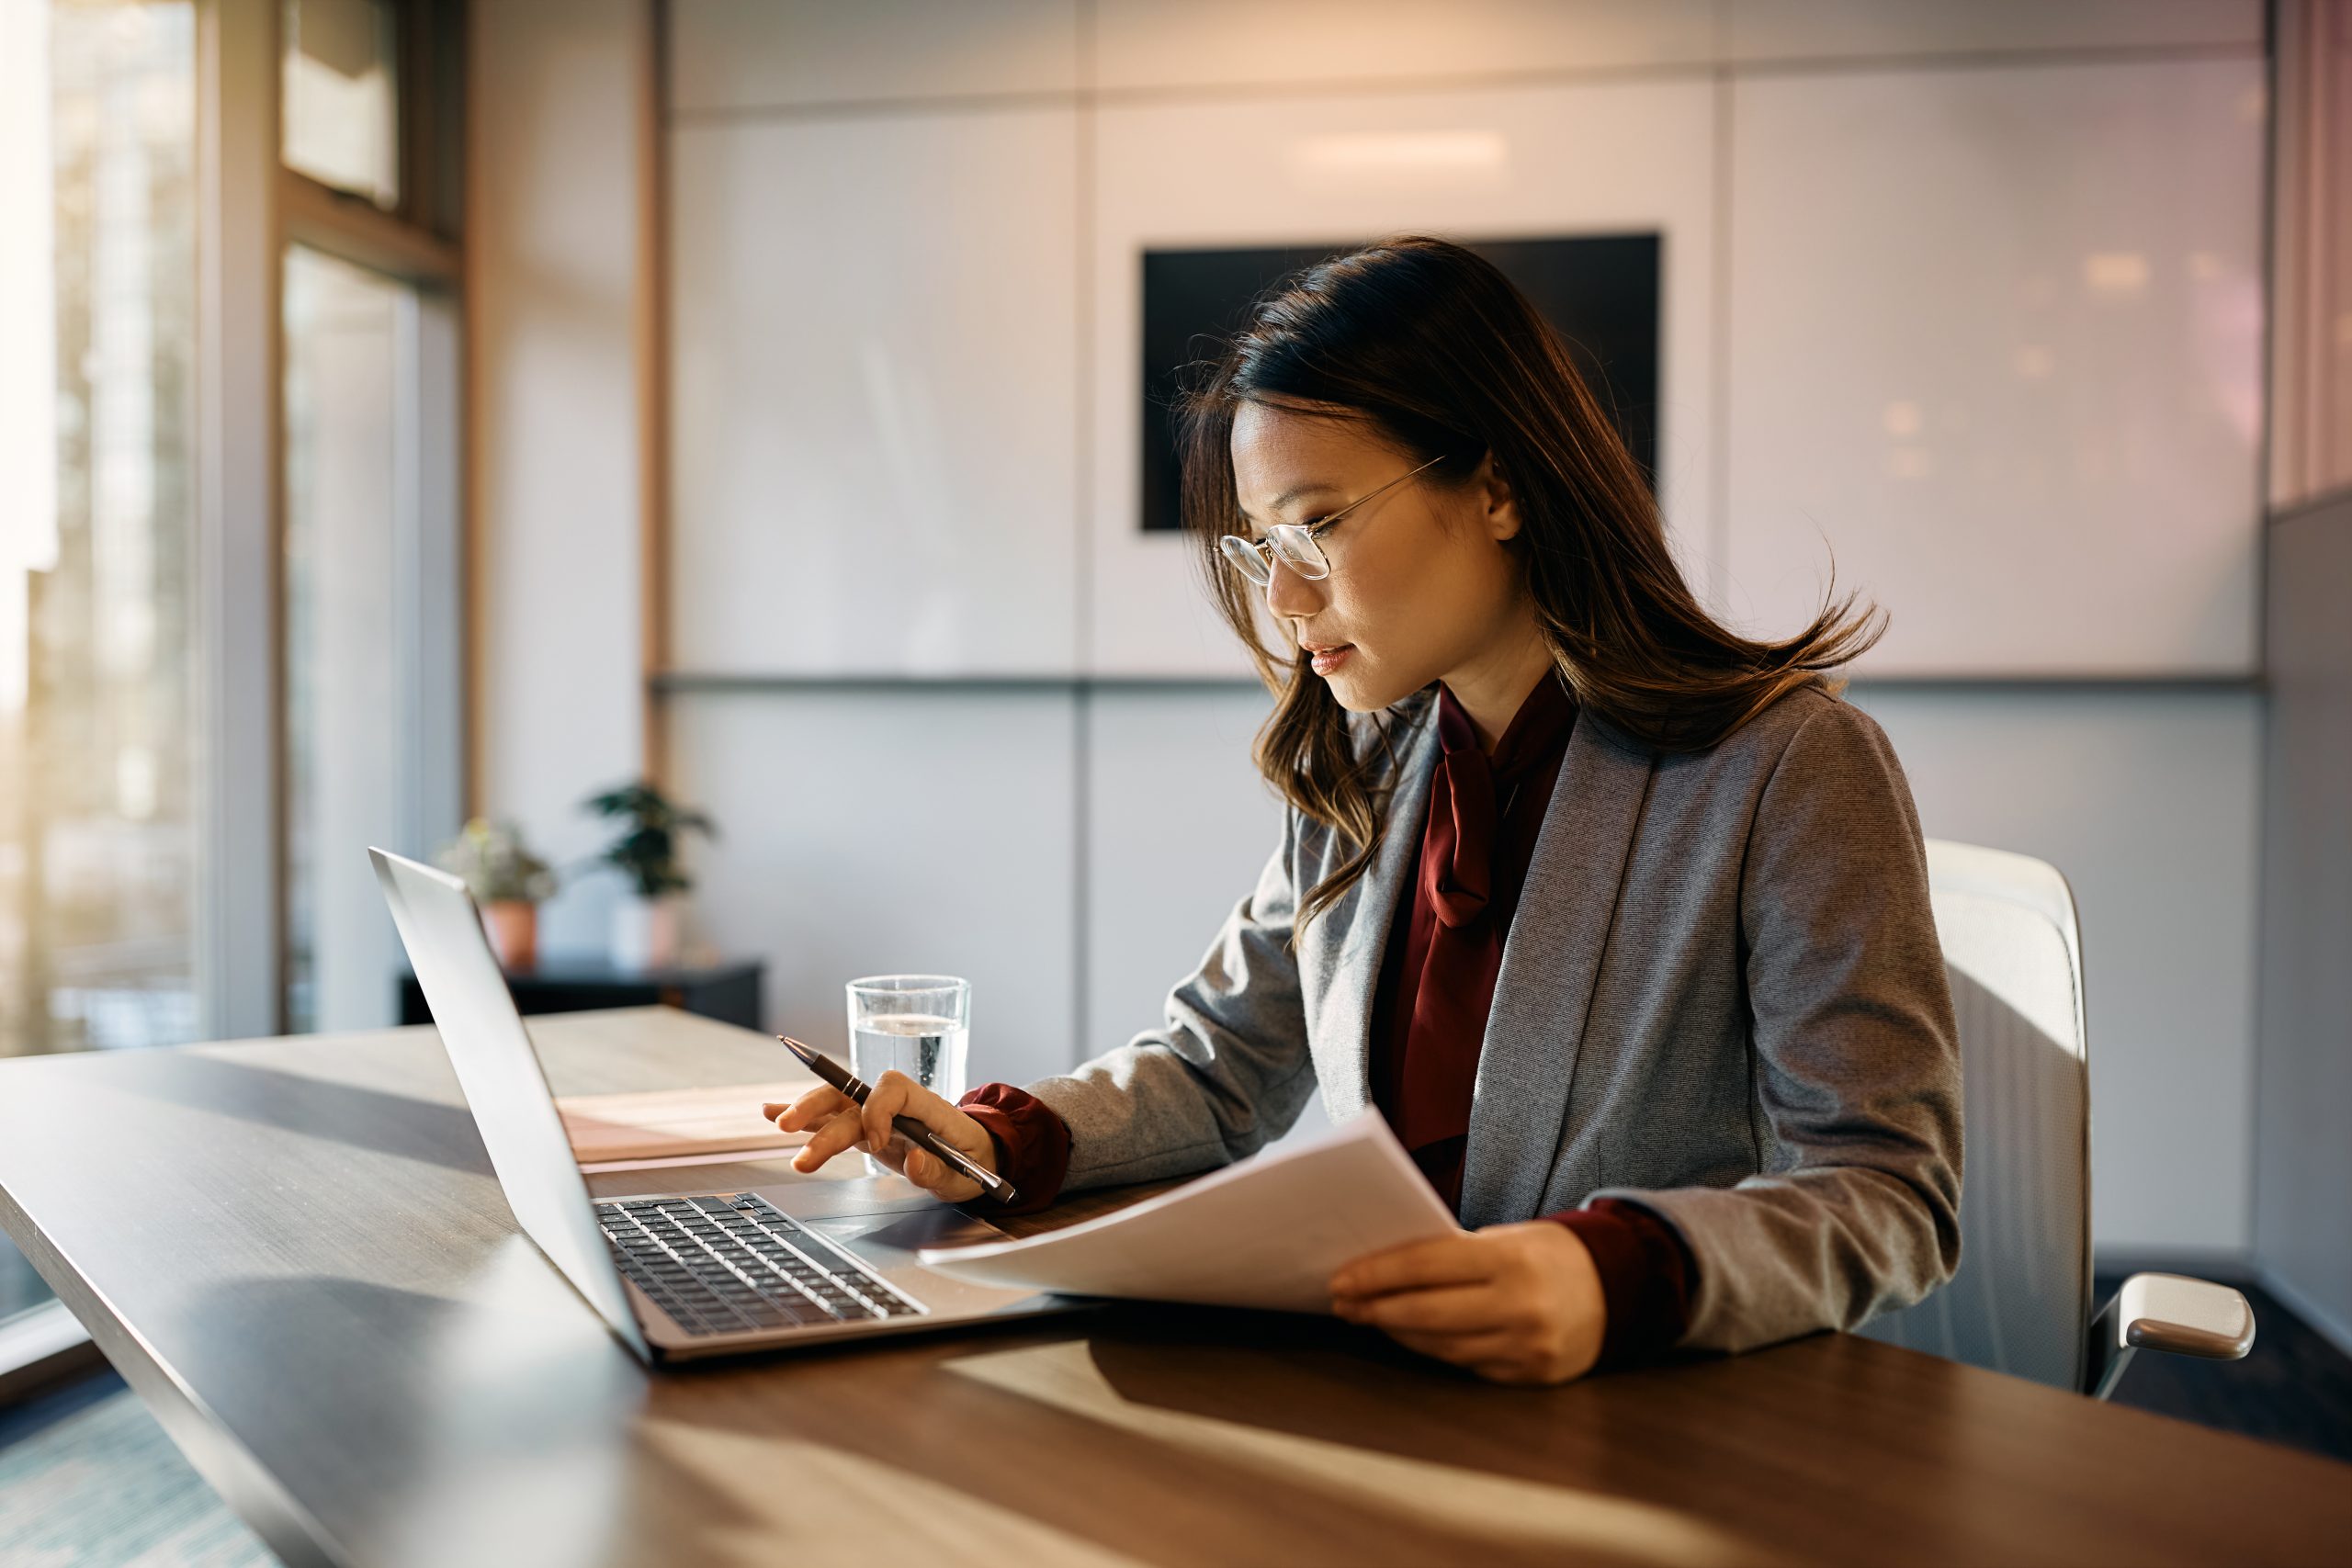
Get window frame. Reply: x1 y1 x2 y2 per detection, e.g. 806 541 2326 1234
196 0 465 1043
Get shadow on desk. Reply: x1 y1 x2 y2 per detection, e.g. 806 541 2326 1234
106 1046 491 1177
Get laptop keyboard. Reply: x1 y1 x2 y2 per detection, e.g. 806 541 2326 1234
595 1193 924 1337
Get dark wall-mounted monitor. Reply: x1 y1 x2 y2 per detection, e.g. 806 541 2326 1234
1139 235 1662 533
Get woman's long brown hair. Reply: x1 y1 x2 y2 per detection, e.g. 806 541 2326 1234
1177 236 1883 932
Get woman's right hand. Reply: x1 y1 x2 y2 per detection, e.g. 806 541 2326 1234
762 1070 999 1203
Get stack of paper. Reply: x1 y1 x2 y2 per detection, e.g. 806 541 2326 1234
555 1080 814 1167
918 1112 1458 1314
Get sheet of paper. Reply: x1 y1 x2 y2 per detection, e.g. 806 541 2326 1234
576 1147 809 1176
555 1079 815 1164
916 1112 1459 1314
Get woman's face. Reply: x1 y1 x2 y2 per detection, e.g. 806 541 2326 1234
1228 401 1527 713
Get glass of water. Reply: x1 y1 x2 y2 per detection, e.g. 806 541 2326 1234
845 975 970 1174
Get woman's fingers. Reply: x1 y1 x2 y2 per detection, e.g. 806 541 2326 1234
1336 1281 1511 1336
790 1106 872 1173
859 1071 920 1163
1329 1235 1499 1303
859 1070 972 1151
1383 1327 1523 1369
899 1144 952 1190
1343 1224 1607 1387
765 1086 850 1134
768 1071 992 1201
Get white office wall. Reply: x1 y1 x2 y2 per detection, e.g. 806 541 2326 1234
1083 686 1282 1054
1721 1 2263 62
669 0 1080 112
667 691 1080 1089
1848 687 2263 1251
470 0 646 957
665 6 2268 687
476 0 2277 1252
1091 0 1717 89
669 107 1082 675
1727 58 2266 676
2256 497 2352 1348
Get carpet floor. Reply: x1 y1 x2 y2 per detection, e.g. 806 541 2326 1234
0 1371 274 1567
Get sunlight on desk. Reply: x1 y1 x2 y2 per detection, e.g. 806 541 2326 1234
639 1419 1135 1568
944 1341 1769 1568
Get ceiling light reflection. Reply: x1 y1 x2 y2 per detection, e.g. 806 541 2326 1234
2083 252 2150 298
1288 130 1510 188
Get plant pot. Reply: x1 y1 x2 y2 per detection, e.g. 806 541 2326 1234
481 899 539 971
611 894 683 972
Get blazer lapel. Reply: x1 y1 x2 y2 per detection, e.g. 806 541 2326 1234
1458 716 1657 1227
1309 696 1441 1122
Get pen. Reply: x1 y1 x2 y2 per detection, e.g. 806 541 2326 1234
775 1035 1019 1205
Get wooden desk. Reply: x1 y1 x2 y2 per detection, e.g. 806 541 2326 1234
1 1009 2344 1568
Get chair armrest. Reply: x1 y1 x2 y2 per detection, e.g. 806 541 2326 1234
2086 1272 2256 1398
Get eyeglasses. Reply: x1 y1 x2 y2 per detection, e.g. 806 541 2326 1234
1217 455 1445 587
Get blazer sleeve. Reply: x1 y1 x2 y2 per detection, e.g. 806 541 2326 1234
1020 808 1320 1190
1596 699 1964 1353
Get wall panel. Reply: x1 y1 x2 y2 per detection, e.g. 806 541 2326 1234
670 0 1079 113
1724 0 2263 64
670 690 1079 1088
670 107 1081 676
1094 0 1715 92
1083 685 1282 1054
1849 686 2261 1251
1090 78 1719 674
1727 60 2266 675
472 0 647 960
2254 497 2352 1347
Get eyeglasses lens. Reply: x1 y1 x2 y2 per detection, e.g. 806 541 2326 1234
1269 527 1329 580
1219 534 1271 585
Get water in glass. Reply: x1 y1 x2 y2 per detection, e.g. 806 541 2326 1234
849 1011 969 1100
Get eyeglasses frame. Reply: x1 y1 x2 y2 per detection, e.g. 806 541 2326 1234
1218 453 1447 587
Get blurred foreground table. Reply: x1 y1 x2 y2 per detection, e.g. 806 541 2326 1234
1 1008 2346 1568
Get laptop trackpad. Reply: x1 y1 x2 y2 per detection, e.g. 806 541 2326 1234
751 1173 942 1222
808 1205 1003 1258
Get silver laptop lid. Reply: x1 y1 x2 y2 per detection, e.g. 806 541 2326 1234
368 847 650 1359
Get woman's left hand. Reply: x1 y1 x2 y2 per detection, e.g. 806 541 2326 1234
1329 1222 1606 1386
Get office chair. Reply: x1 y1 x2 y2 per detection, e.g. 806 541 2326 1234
1860 840 2256 1396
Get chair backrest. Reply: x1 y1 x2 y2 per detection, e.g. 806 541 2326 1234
1859 839 2094 1391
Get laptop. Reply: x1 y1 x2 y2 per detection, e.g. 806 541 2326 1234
369 846 1078 1364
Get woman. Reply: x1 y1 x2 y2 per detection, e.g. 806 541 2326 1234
770 237 1961 1386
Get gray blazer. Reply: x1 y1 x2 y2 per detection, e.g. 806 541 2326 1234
1026 682 1963 1354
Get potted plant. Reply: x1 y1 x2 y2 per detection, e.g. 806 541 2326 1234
435 818 558 970
582 779 717 971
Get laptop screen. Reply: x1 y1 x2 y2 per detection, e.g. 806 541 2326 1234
369 847 650 1360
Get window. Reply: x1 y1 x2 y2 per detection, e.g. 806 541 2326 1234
0 0 461 1368
282 246 461 1033
281 0 399 209
275 0 464 1036
0 0 200 1329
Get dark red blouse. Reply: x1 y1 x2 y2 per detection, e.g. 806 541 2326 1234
962 675 1695 1369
